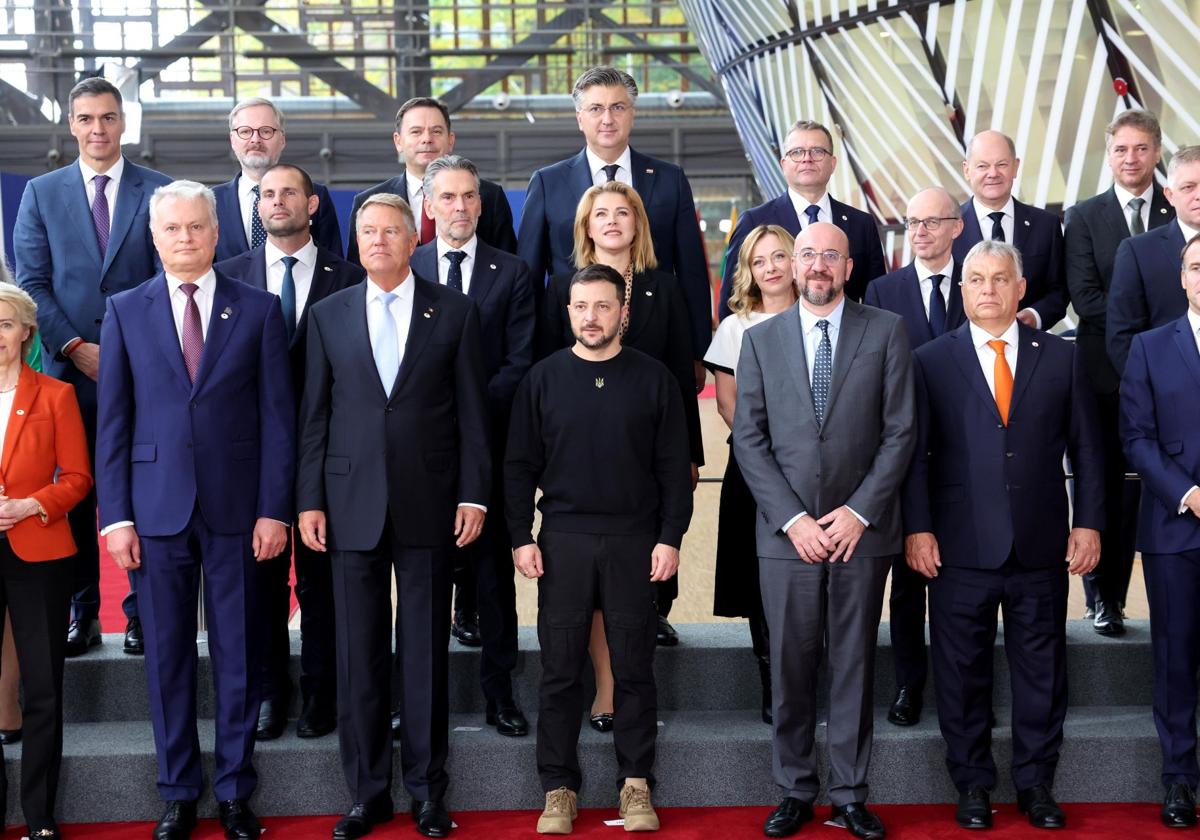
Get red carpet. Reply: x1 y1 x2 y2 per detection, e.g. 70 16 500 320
10 803 1187 839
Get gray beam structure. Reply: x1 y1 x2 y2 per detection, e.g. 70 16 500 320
0 79 51 126
29 0 73 111
128 13 231 82
394 0 432 102
586 10 726 104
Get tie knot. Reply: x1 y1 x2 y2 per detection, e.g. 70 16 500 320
816 319 830 336
805 204 821 224
1128 197 1145 212
252 183 260 197
929 273 944 287
602 164 620 182
180 282 199 300
94 173 110 190
378 291 397 307
988 211 1004 225
445 250 466 266
281 256 298 269
987 339 1006 356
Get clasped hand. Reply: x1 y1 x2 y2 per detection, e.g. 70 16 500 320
786 506 866 564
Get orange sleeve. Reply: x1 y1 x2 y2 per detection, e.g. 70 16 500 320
29 382 93 525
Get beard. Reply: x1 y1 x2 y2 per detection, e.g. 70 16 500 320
238 150 276 174
799 271 842 307
573 324 619 350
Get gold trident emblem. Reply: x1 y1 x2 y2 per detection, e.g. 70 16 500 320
594 377 605 389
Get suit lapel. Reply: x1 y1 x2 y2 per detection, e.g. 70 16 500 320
390 280 437 399
1150 183 1174 230
567 151 594 204
145 275 193 389
946 262 966 330
773 194 801 232
1007 324 1043 421
0 365 40 478
1012 200 1031 252
959 200 983 249
1174 318 1200 392
949 323 1003 424
103 161 142 277
630 148 658 208
900 265 935 343
342 284 387 401
1099 187 1133 243
779 307 817 429
191 274 241 396
468 243 501 309
218 176 250 253
622 272 658 346
61 168 104 268
294 249 336 348
243 251 268 291
824 303 867 415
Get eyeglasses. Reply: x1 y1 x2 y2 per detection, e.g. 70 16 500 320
795 249 845 265
962 275 1015 288
231 126 279 140
783 147 832 162
903 216 959 231
581 103 630 117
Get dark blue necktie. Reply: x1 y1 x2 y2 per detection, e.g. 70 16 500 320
805 204 821 226
812 320 832 426
250 184 267 250
445 250 466 292
602 164 620 183
927 273 947 337
988 211 1005 242
279 256 297 341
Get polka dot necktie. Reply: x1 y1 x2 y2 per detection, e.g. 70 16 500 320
250 184 267 250
812 320 832 426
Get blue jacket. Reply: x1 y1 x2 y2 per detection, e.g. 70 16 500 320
212 172 343 262
864 260 965 350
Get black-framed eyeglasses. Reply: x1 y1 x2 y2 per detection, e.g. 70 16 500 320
231 126 278 140
783 147 832 162
902 216 959 231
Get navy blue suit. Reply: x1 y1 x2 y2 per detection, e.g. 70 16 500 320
213 172 343 262
411 239 534 705
718 194 885 317
863 259 964 698
1107 222 1188 377
95 270 295 802
216 244 364 707
14 157 172 624
517 147 712 356
1121 317 1200 787
904 322 1103 793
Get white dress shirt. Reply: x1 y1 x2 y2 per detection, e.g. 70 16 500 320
237 173 261 244
969 319 1020 399
1180 219 1200 244
586 146 633 187
788 190 832 230
1179 310 1200 514
167 269 216 348
78 156 124 229
264 237 317 328
915 257 954 321
972 196 1015 245
435 235 477 294
365 274 415 373
1113 182 1154 234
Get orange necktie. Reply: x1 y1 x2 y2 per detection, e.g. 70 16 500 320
988 339 1012 425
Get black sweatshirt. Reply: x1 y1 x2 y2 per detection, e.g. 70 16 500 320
505 347 694 548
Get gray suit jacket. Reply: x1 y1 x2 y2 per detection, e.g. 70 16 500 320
733 300 916 559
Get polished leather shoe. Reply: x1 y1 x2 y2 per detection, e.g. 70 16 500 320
485 699 528 737
64 618 101 658
27 822 61 840
763 796 814 837
1017 784 1065 829
886 686 921 727
956 787 992 829
297 694 336 738
411 799 452 838
655 615 679 647
218 799 261 840
589 712 613 733
123 617 145 655
333 796 394 839
391 710 402 740
1093 598 1126 637
254 698 287 741
0 727 21 744
832 803 885 840
1163 783 1198 828
153 800 197 840
451 611 482 647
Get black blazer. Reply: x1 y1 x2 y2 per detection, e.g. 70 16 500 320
345 176 517 265
536 269 704 467
296 277 491 551
410 239 535 419
212 173 343 262
864 261 965 350
953 198 1068 329
1065 184 1174 394
215 243 365 404
1106 221 1189 377
718 193 886 316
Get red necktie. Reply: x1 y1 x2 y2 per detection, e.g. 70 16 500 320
419 190 435 244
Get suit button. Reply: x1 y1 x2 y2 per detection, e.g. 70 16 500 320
186 442 192 449
95 319 102 325
385 407 393 414
190 402 197 408
997 424 1003 429
101 286 108 293
1006 452 1014 458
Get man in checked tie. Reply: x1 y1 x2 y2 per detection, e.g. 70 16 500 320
734 222 914 840
95 181 295 840
903 239 1103 832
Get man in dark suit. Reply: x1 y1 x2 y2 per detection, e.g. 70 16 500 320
904 239 1103 831
1065 109 1173 636
410 154 534 738
216 163 364 743
347 97 517 268
1107 145 1200 375
734 223 914 840
518 66 712 373
864 186 964 729
96 181 295 840
1120 232 1200 828
14 76 171 658
297 193 491 839
719 119 886 316
212 97 343 262
953 130 1068 330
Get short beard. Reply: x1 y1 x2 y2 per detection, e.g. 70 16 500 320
800 278 839 307
238 151 276 176
574 327 618 350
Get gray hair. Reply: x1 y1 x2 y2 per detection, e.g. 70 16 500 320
422 155 480 197
0 281 39 358
786 119 834 151
228 97 286 133
1168 145 1200 187
962 238 1023 279
965 130 1017 160
1106 109 1162 149
571 66 638 110
355 193 416 233
149 181 218 227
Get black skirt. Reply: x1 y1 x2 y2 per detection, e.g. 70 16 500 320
713 443 764 618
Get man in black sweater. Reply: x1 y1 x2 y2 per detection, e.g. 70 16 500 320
506 263 693 834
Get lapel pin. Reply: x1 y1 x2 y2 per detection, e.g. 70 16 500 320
323 265 333 272
645 290 653 296
841 214 848 221
645 168 654 174
220 307 232 320
1032 341 1039 347
490 264 497 270
1161 207 1169 214
1024 219 1031 226
423 306 435 318
15 409 24 416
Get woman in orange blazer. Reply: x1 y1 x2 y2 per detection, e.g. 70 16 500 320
0 283 92 840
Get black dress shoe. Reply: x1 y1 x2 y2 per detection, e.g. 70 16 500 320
411 799 452 838
64 618 101 658
218 799 261 840
391 710 402 740
0 727 21 744
887 686 921 727
956 787 992 829
831 803 885 840
297 694 336 738
1163 783 1198 828
655 615 679 647
124 617 145 655
451 611 482 647
1093 598 1126 637
27 821 61 840
333 796 394 840
763 796 814 837
153 800 197 840
485 699 529 737
254 698 287 741
589 712 613 733
1017 784 1065 829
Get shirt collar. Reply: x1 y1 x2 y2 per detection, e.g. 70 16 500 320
238 172 260 199
166 268 216 298
585 146 632 180
973 195 1015 222
405 171 425 200
969 318 1020 351
914 256 954 282
1113 181 1154 210
365 274 414 304
1188 309 1200 339
265 237 317 269
437 235 477 262
79 155 125 186
797 296 846 334
788 189 831 221
1180 219 1200 242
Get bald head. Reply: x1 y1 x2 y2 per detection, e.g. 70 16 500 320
906 188 963 267
793 222 852 312
964 130 1020 210
796 221 849 253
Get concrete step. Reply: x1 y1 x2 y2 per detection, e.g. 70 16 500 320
62 620 1154 723
2 706 1167 825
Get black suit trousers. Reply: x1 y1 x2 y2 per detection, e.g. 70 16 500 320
888 556 928 693
1082 389 1139 608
